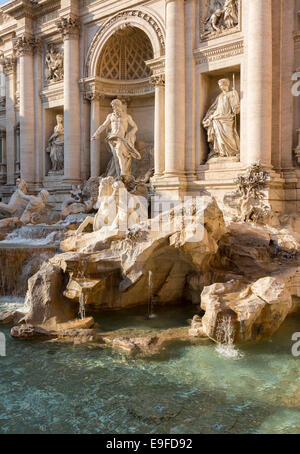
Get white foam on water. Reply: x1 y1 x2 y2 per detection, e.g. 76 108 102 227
1 228 62 245
215 315 244 360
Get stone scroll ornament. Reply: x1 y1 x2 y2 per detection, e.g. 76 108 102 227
203 0 239 38
202 76 240 161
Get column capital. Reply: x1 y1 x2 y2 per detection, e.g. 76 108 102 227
150 74 165 87
56 15 80 40
1 56 16 75
13 35 40 57
85 91 101 102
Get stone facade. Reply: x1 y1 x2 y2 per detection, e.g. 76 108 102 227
0 0 298 213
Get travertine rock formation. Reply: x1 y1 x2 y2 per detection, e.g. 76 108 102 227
3 191 300 347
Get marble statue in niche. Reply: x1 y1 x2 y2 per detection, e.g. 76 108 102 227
203 78 240 161
203 0 239 38
45 43 64 83
91 99 141 178
47 114 64 173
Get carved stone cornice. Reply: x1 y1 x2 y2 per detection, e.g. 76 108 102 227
40 82 64 106
80 76 154 99
150 74 165 87
56 16 80 40
194 39 244 65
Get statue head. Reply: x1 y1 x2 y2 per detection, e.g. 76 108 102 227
218 78 231 92
56 114 63 124
39 190 49 202
111 99 124 116
16 178 27 193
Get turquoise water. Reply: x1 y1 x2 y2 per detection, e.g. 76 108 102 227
0 299 300 434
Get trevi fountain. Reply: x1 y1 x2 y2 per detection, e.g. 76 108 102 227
0 0 299 436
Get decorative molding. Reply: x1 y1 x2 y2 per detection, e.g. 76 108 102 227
146 56 165 75
194 39 244 65
56 15 80 40
36 10 59 27
40 82 64 105
80 76 154 100
101 10 165 51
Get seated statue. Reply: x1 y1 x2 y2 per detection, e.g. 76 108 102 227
0 178 28 219
47 114 64 172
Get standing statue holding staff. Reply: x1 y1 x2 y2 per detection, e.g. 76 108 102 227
202 77 240 160
91 99 141 177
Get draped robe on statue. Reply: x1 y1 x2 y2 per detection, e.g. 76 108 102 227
203 88 240 159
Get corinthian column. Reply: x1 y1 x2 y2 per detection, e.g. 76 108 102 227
15 35 36 184
88 93 101 178
2 56 16 185
246 0 272 166
164 0 186 176
151 74 165 177
57 16 81 183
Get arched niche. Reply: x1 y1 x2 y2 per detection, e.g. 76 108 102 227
87 25 156 176
86 9 165 79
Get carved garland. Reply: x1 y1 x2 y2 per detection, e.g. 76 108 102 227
85 10 165 77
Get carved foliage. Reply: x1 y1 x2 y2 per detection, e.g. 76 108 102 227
56 16 80 39
234 163 271 224
13 35 42 57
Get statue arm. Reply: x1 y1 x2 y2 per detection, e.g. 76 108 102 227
91 115 111 141
203 98 218 126
16 190 31 202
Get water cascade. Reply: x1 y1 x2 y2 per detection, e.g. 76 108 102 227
146 270 156 319
215 315 244 360
0 225 62 297
79 292 87 320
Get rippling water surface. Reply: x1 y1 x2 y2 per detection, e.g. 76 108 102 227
0 299 300 434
